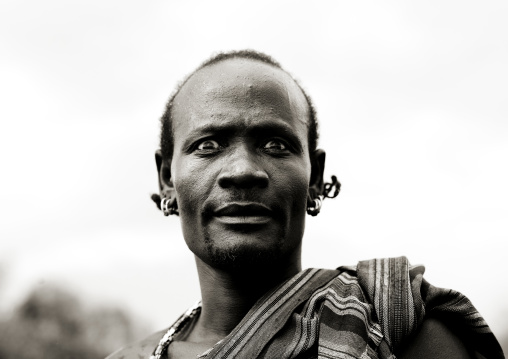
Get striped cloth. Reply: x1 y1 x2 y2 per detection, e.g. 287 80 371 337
180 257 504 358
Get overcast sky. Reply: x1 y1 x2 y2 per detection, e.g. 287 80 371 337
1 0 507 344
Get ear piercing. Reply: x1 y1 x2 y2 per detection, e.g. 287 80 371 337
307 195 323 216
161 197 179 216
307 175 341 216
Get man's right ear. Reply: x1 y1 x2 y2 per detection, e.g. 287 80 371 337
154 150 176 207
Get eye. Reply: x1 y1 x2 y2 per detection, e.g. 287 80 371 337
263 139 288 152
197 139 221 151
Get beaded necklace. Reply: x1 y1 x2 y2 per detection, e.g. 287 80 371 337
150 300 202 359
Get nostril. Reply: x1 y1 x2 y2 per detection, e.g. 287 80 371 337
218 170 269 189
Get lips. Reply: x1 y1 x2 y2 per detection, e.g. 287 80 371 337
213 203 273 225
214 203 272 216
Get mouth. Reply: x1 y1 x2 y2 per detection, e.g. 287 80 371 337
213 203 273 225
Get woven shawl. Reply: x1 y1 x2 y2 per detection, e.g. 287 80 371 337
179 257 504 359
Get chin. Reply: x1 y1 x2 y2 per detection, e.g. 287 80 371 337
202 237 284 272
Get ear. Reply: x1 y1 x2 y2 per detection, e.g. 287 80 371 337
308 149 326 202
155 150 176 199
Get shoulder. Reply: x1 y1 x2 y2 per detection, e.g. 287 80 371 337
397 317 472 359
351 257 467 351
105 329 165 359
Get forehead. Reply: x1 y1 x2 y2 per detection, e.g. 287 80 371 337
171 59 310 140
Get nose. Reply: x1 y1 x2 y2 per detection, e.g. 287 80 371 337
218 147 269 189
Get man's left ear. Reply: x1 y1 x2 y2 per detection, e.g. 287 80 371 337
308 149 326 201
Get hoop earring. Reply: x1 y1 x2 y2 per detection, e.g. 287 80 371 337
161 197 171 216
306 195 323 216
161 197 179 216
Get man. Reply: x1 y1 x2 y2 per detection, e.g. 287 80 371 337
107 51 503 358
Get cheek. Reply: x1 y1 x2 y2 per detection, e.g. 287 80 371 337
171 158 216 214
271 160 311 205
171 158 211 251
172 159 199 208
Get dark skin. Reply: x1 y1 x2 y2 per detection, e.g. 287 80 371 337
107 59 471 359
161 58 322 358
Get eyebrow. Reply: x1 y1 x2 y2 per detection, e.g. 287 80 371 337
182 119 304 151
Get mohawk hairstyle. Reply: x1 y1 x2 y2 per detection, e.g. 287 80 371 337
159 49 319 160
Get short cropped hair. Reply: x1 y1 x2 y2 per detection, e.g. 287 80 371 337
159 50 319 160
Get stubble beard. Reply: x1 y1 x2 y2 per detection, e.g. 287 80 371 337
202 229 286 272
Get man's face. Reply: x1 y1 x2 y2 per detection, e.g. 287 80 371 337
169 59 313 269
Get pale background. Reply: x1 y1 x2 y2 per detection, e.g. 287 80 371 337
1 0 507 352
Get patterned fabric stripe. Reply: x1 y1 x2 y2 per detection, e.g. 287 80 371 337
283 314 317 358
302 272 367 319
408 265 426 324
391 257 412 348
216 268 319 357
303 277 362 318
208 268 339 358
322 296 376 328
275 270 385 359
254 268 343 359
318 340 366 359
316 279 384 358
332 271 360 286
376 259 389 348
357 257 420 353
182 257 505 358
357 256 505 358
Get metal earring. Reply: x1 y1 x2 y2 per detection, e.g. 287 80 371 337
306 195 323 216
161 197 171 216
161 197 179 216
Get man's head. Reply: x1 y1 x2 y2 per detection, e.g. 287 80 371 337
156 50 326 272
159 50 319 162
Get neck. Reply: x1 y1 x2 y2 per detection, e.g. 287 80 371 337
188 255 301 344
